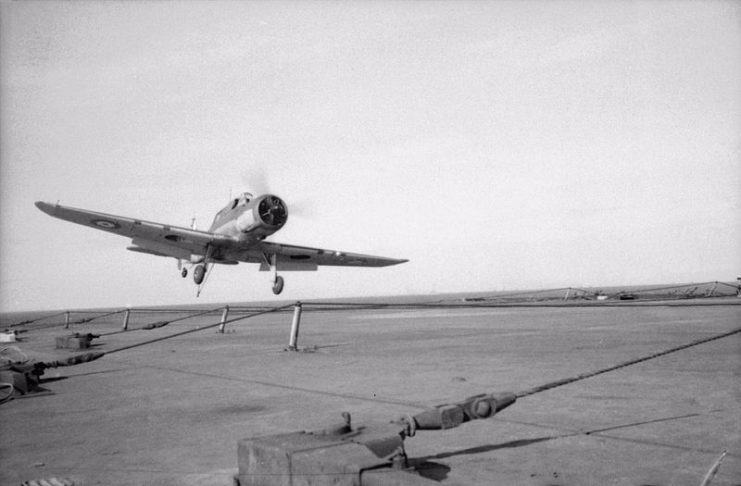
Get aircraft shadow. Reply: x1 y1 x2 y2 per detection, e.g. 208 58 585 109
409 460 451 481
39 376 68 384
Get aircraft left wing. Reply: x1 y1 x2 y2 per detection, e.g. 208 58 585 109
35 201 235 259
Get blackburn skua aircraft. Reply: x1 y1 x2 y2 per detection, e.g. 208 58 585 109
35 193 407 295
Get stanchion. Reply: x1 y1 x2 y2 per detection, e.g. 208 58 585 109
287 302 302 351
64 312 70 329
218 305 230 333
707 281 717 297
122 308 130 331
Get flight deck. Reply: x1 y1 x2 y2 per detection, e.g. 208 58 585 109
1 294 740 485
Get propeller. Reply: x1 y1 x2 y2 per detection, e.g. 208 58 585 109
258 195 288 226
241 168 313 220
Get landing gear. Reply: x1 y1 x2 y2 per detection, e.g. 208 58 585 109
193 265 206 285
272 276 284 295
181 268 188 278
264 252 285 295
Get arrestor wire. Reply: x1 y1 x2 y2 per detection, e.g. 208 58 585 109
99 306 225 336
104 303 295 355
516 326 741 398
8 311 68 328
9 309 127 332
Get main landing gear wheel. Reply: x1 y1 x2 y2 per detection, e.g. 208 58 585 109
193 265 206 285
181 268 188 278
272 276 284 295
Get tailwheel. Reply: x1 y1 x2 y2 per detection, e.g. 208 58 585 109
193 265 206 285
272 276 285 295
181 268 188 278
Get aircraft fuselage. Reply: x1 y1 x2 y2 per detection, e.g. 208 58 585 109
209 193 288 241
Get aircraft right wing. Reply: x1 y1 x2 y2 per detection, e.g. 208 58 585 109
35 201 236 261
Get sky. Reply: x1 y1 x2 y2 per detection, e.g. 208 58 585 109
1 1 739 312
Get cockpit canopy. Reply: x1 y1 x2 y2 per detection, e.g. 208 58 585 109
210 192 255 231
231 192 253 209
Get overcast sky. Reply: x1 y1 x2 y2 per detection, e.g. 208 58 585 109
1 1 739 312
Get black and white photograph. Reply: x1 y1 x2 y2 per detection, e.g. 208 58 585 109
1 1 739 485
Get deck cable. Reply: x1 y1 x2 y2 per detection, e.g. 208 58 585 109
8 309 127 332
99 306 225 336
515 326 741 398
69 308 127 325
8 311 69 328
103 303 295 355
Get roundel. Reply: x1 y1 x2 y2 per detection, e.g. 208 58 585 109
91 219 120 229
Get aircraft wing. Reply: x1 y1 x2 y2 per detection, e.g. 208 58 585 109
35 201 408 269
247 241 408 270
35 201 235 259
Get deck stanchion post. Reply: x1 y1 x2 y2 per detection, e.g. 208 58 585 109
219 305 230 333
64 311 70 329
707 281 717 297
288 302 302 351
122 308 130 331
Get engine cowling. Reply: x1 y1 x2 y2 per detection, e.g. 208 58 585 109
235 194 288 238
